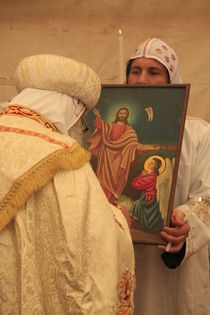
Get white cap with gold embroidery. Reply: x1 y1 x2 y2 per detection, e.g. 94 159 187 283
15 54 101 110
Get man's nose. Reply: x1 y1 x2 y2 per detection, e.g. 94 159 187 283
136 71 149 84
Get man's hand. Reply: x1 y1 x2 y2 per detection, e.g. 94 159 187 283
160 209 190 253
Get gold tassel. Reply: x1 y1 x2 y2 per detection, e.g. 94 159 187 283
0 142 90 232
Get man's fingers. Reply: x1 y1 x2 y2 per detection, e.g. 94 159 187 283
166 242 185 253
162 223 189 238
161 230 187 244
171 210 185 226
160 209 190 254
158 245 166 252
158 241 184 253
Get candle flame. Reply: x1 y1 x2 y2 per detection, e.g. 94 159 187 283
119 29 122 36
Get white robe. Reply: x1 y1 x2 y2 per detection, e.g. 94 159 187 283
134 116 210 315
0 113 135 314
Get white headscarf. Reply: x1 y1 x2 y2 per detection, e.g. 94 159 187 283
10 88 85 135
127 38 182 83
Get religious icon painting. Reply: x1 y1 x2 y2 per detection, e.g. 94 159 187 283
84 84 190 245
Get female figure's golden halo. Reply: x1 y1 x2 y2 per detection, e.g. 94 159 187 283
144 155 165 174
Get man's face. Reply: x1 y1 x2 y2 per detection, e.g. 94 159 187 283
117 109 128 122
128 57 169 85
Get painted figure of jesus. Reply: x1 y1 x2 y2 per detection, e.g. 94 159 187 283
89 107 141 204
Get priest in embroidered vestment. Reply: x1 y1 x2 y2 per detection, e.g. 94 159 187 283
0 55 135 315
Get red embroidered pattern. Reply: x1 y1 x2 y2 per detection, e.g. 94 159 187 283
155 48 162 54
164 56 170 63
118 268 133 315
114 215 125 231
171 53 176 60
169 64 174 72
0 104 57 132
0 125 69 149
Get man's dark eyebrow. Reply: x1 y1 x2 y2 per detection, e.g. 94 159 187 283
130 66 141 70
130 66 163 71
148 67 163 71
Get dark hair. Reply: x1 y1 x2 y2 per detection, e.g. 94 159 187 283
113 107 129 124
153 158 162 174
126 59 170 84
126 60 133 83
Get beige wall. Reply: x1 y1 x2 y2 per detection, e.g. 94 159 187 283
0 0 210 121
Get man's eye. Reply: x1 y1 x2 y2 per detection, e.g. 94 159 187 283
149 69 161 75
131 69 141 75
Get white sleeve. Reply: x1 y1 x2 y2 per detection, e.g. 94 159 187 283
176 120 210 261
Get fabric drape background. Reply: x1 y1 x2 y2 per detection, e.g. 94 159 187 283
0 0 210 122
